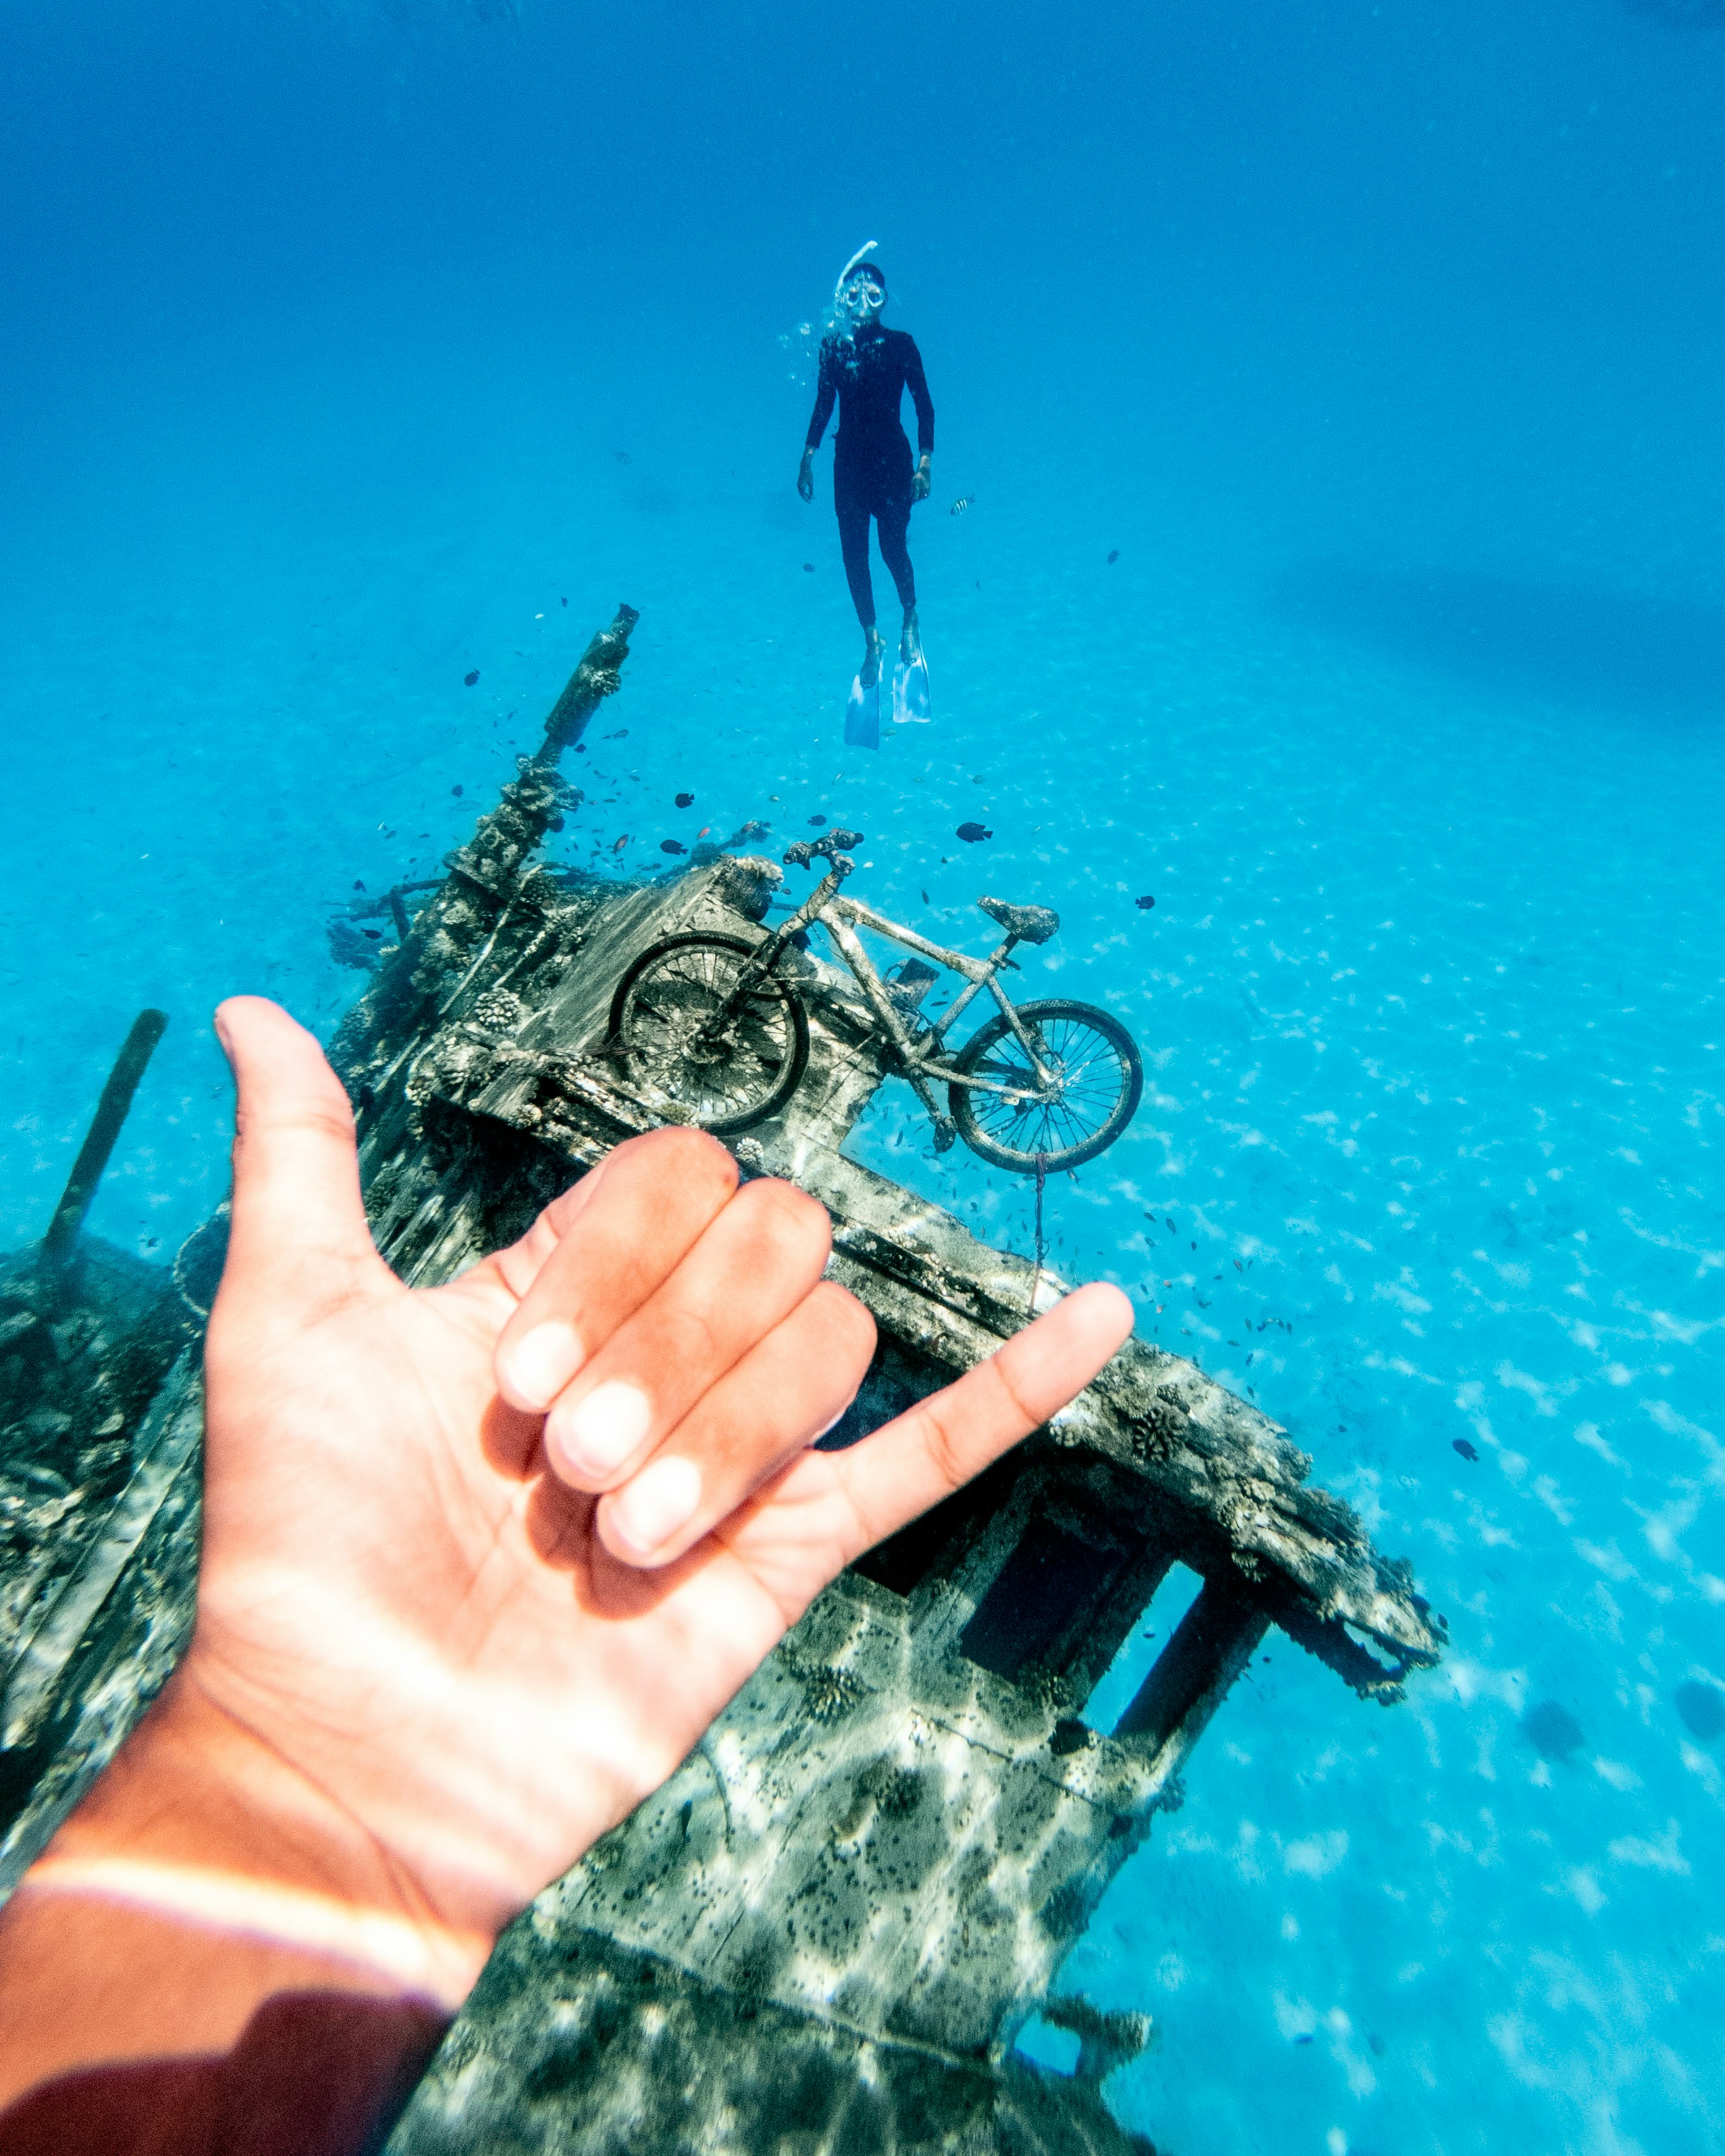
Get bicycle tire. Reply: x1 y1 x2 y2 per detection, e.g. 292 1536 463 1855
948 999 1143 1172
608 932 810 1136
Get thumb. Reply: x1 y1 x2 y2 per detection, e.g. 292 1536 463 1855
213 996 387 1316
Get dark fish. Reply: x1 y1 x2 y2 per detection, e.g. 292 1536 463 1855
808 813 827 827
950 495 976 516
1522 1701 1583 1763
452 785 463 796
561 596 568 606
614 835 630 851
1453 1438 1479 1461
921 889 929 903
660 839 687 855
956 821 992 843
803 562 815 572
353 879 365 891
1676 1681 1725 1742
604 729 629 740
675 791 694 807
614 450 631 463
1108 549 1120 564
1135 894 1155 910
464 670 480 687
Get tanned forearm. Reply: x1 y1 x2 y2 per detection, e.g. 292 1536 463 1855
0 1672 486 2151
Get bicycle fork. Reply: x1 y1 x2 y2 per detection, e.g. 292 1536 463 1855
690 864 847 1047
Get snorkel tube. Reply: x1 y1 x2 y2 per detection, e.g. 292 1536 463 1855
833 239 880 309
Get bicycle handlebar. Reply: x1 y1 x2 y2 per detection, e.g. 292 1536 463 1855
783 829 864 869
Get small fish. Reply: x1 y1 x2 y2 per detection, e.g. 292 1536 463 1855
1453 1437 1479 1462
614 450 631 463
660 839 686 855
921 889 929 903
604 729 629 740
614 835 630 851
463 669 480 687
451 784 463 796
1108 549 1120 564
956 821 992 844
675 791 695 807
803 562 815 572
808 813 827 827
1135 894 1155 909
950 494 976 517
697 825 711 838
561 596 568 606
353 879 365 891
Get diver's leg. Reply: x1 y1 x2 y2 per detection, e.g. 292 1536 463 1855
834 463 885 682
876 491 918 661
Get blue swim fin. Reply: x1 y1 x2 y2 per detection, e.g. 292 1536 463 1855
892 648 931 725
844 668 880 749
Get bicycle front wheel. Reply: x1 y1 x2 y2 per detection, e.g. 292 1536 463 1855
949 999 1143 1172
608 932 810 1136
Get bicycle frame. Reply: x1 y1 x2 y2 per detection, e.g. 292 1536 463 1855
752 859 1063 1132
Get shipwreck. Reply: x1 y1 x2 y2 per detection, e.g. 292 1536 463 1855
0 605 1443 2153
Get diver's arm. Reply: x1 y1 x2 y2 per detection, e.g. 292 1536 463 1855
801 343 838 497
903 338 933 503
903 337 934 458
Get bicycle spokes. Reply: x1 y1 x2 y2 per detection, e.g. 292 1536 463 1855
955 1009 1141 1169
611 936 809 1134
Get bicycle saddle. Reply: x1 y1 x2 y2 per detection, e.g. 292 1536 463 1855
783 829 864 868
976 894 1059 944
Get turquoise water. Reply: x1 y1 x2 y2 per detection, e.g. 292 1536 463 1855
5 3 1724 2149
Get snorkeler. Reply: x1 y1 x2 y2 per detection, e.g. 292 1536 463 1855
798 247 934 741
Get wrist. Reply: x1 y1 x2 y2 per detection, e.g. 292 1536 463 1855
0 1670 487 2104
50 1669 493 1999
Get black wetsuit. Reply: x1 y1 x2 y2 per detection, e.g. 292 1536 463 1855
805 322 935 631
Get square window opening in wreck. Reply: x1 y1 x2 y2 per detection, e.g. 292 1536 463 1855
839 1348 1269 1757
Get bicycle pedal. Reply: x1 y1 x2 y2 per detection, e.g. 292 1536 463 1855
932 1117 958 1154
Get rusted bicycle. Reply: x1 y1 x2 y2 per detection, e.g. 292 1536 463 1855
608 831 1142 1172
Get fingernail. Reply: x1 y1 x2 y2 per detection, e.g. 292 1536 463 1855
505 1321 586 1410
609 1456 702 1555
551 1379 653 1479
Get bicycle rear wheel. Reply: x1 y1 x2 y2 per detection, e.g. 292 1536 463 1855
608 932 809 1136
949 999 1143 1172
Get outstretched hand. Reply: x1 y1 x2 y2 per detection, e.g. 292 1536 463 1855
797 452 815 502
182 998 1132 1970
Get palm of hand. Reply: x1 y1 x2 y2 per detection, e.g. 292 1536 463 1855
186 1000 1132 1951
194 1224 850 1943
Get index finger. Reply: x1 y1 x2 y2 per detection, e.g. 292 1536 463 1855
491 1126 739 1410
